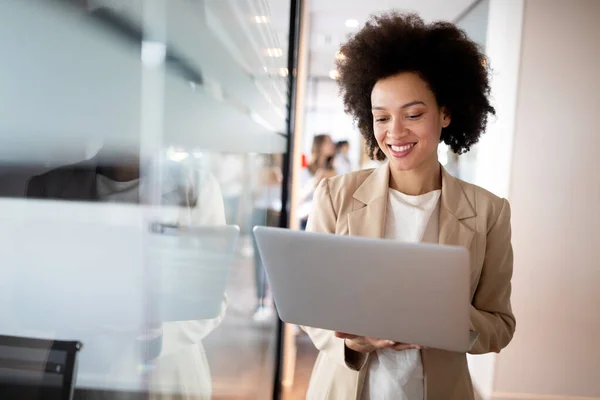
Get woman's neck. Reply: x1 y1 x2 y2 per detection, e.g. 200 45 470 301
388 160 441 196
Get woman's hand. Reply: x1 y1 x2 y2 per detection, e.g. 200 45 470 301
335 332 423 353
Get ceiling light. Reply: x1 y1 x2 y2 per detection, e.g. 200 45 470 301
254 16 269 24
335 51 346 61
345 19 359 28
265 48 283 58
329 69 340 80
279 68 289 77
166 147 189 162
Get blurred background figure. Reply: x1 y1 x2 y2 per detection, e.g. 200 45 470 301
334 140 353 175
251 154 282 321
209 153 247 226
297 134 336 230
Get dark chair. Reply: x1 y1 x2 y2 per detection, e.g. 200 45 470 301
0 335 82 400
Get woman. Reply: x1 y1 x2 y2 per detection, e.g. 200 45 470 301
298 134 337 230
334 140 353 175
303 12 515 400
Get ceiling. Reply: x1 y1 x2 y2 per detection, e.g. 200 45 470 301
305 0 477 77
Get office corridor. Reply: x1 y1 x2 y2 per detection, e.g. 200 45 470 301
205 235 318 399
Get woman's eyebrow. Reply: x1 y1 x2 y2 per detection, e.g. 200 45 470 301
371 101 426 110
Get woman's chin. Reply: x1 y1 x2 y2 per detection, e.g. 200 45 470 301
386 151 438 173
388 157 418 172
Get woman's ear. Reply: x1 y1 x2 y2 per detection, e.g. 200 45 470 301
441 107 451 128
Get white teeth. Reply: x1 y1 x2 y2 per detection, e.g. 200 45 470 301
390 143 414 152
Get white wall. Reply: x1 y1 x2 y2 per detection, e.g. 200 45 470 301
492 0 600 399
461 2 525 398
469 0 524 199
456 0 490 49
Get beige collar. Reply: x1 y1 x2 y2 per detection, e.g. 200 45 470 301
348 162 475 249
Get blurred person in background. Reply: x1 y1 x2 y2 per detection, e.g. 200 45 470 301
209 153 246 226
250 154 282 321
27 146 226 400
297 134 336 230
334 140 353 175
303 12 515 400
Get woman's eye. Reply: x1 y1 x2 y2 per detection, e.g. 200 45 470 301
406 113 423 120
374 117 389 123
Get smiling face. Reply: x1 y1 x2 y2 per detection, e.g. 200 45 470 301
371 72 450 173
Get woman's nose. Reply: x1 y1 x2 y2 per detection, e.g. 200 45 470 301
387 118 408 138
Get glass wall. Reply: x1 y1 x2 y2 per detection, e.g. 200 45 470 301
0 0 291 398
451 0 490 181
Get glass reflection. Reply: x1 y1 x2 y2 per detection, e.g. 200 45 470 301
2 146 234 399
0 0 290 397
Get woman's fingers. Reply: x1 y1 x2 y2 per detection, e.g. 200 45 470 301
336 333 424 352
392 342 423 351
365 337 395 349
366 337 424 351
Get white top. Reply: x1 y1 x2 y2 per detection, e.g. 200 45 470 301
96 167 226 227
361 188 441 400
335 153 353 175
96 174 140 203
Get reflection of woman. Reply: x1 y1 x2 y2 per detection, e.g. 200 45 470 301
27 150 226 400
298 134 336 230
303 13 515 399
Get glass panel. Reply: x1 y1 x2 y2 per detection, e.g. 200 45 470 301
0 0 291 398
454 0 490 181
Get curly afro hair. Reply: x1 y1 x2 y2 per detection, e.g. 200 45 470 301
336 12 495 160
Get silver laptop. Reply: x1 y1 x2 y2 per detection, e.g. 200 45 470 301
0 199 238 391
253 226 471 352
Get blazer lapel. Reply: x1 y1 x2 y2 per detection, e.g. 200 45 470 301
438 168 475 250
346 163 476 249
348 164 390 238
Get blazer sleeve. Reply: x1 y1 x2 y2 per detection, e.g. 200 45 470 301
469 198 516 354
301 178 368 371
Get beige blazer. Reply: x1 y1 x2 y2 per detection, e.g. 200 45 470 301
303 164 515 400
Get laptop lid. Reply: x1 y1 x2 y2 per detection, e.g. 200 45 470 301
253 226 471 352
